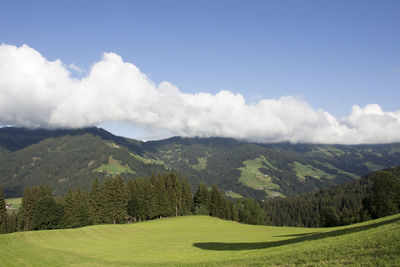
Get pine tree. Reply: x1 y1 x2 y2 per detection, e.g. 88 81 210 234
18 187 34 231
18 185 54 231
0 186 8 234
209 185 222 218
152 175 169 218
89 177 103 224
7 211 18 233
180 177 193 215
100 176 127 224
193 183 210 215
73 189 91 227
32 196 64 230
369 172 400 218
111 176 128 224
62 188 75 228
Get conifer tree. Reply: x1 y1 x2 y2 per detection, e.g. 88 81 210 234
180 177 193 215
368 171 400 219
0 186 8 234
32 196 64 230
210 185 223 218
62 188 75 228
18 187 34 231
100 176 127 224
7 211 18 233
89 177 103 224
193 183 210 215
75 189 91 227
111 176 128 223
19 185 53 231
152 175 169 218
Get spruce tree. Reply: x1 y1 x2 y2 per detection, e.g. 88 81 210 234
0 186 8 234
73 189 91 227
209 185 221 217
19 187 35 231
369 171 400 219
7 211 18 233
111 176 128 224
62 188 75 228
180 177 193 215
193 183 210 215
32 196 64 230
89 177 103 224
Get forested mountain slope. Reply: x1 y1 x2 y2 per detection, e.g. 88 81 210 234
1 127 400 198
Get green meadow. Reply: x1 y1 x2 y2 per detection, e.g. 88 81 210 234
93 156 136 176
5 198 21 214
1 215 399 266
238 155 281 196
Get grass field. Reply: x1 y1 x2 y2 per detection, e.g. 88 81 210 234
130 153 165 166
364 161 385 171
225 191 243 199
5 197 22 214
238 156 281 196
0 214 399 266
292 161 336 181
190 156 208 170
93 156 136 175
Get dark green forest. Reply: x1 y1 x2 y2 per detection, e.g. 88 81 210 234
1 127 400 200
0 173 262 233
263 166 400 227
1 167 400 234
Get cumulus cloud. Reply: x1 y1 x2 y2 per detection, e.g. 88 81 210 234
0 43 399 144
67 63 85 74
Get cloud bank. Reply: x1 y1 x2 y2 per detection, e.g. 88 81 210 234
1 44 399 144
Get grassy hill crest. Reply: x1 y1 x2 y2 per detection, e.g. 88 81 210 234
0 214 399 266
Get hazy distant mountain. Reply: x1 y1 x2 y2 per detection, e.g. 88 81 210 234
1 127 400 198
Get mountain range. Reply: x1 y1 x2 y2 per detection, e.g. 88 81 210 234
1 127 400 198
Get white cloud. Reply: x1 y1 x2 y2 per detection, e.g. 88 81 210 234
1 43 400 144
67 63 85 74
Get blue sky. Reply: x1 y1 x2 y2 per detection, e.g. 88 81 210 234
0 1 399 143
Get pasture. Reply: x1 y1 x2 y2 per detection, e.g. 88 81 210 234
5 198 22 214
0 215 399 266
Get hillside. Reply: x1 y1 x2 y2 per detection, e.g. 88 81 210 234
0 127 169 196
1 127 400 198
0 215 399 266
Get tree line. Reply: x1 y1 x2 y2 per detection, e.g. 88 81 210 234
2 167 399 234
262 167 400 227
0 173 265 234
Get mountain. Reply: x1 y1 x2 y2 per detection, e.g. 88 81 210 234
0 127 168 196
1 127 400 198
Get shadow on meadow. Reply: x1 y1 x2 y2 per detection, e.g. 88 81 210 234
193 216 400 251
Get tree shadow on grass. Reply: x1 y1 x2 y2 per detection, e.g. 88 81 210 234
193 216 400 251
273 232 318 237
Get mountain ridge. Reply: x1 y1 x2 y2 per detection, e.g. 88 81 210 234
1 127 400 198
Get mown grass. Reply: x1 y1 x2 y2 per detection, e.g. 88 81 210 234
0 214 399 266
389 144 400 155
130 153 165 166
191 156 208 170
225 191 243 199
93 155 136 175
293 161 336 181
313 161 359 179
238 155 281 196
5 197 22 214
364 161 385 171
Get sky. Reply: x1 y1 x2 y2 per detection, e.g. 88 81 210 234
0 0 399 144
